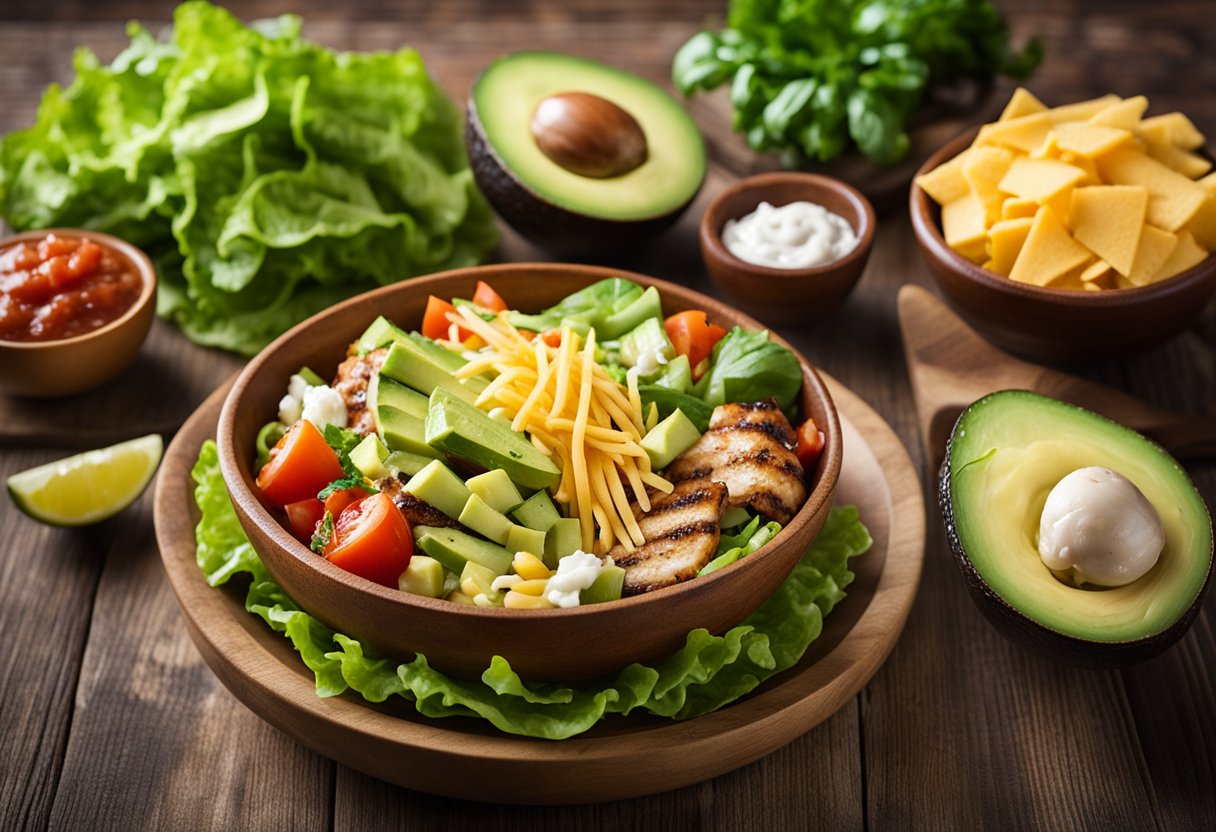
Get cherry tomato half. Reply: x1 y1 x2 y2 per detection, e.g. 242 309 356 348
256 420 345 507
324 492 414 588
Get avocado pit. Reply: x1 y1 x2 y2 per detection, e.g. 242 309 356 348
1037 466 1164 589
531 91 648 179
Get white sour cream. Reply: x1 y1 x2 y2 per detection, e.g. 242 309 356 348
278 373 348 430
545 551 609 609
722 200 858 269
1037 466 1164 588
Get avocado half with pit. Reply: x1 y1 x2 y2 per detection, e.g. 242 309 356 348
466 51 706 255
939 390 1213 668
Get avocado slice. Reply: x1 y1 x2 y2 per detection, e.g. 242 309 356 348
379 340 485 404
415 526 514 576
356 316 411 354
369 374 429 421
941 391 1213 667
425 388 561 491
377 406 443 461
467 52 706 255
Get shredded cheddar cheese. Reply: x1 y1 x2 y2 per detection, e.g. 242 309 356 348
448 306 672 554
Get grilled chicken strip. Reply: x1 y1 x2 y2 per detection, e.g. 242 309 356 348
331 347 388 436
377 474 460 529
608 479 728 596
664 399 807 525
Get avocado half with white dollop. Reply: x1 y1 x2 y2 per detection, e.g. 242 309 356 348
939 390 1213 668
466 51 706 255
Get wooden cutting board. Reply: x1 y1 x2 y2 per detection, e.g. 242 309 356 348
898 284 1216 472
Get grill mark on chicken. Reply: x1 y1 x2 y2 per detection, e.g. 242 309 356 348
377 475 460 529
332 347 387 436
665 399 807 525
609 479 727 596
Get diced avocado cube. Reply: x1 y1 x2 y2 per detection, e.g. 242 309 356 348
404 460 471 520
511 490 561 532
426 388 561 491
356 316 411 354
296 366 326 387
619 317 675 372
377 405 443 460
640 408 702 470
581 564 626 605
544 517 583 568
349 434 390 480
415 525 514 575
369 374 429 421
384 450 438 478
459 561 501 599
466 469 525 515
721 505 751 529
506 524 547 558
398 555 446 597
599 286 662 339
458 493 514 545
651 353 692 393
380 340 480 403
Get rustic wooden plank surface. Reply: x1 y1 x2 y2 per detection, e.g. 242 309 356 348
0 1 1212 831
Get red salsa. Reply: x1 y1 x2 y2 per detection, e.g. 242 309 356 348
0 233 143 342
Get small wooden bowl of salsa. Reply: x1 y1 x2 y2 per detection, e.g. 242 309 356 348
0 229 156 397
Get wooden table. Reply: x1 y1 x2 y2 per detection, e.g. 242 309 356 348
2 2 1212 829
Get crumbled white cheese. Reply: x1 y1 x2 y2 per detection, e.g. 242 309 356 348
277 373 348 430
545 551 606 609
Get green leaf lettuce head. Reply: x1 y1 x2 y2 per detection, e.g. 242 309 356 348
0 1 498 355
192 440 872 739
672 0 1042 165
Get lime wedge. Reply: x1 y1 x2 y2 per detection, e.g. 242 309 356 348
7 434 164 526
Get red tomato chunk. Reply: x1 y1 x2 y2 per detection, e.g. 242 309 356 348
0 233 143 342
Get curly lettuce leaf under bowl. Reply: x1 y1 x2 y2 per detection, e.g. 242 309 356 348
191 439 871 740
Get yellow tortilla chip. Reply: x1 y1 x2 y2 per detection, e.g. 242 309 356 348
980 112 1052 153
1089 96 1148 131
1051 122 1135 159
1080 260 1116 285
1046 95 1121 124
1143 138 1212 179
1186 194 1216 251
1009 206 1093 286
916 149 973 204
963 146 1015 226
942 192 988 263
1153 229 1207 280
1126 225 1178 286
1001 197 1039 220
999 157 1087 203
1139 112 1206 150
988 217 1035 276
1097 149 1208 231
999 88 1047 121
1069 185 1148 276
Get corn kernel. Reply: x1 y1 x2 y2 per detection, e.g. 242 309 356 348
446 590 475 605
503 590 554 609
510 578 550 596
513 551 551 581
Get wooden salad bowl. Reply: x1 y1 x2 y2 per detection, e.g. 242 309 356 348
909 127 1216 361
216 263 843 682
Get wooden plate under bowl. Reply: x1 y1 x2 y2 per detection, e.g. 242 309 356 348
153 374 924 804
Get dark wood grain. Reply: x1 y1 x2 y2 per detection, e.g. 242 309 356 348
43 484 334 832
0 0 1212 830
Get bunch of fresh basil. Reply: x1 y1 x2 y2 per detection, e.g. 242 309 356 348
673 0 1042 165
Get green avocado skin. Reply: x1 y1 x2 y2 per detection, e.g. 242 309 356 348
465 104 698 257
937 393 1213 670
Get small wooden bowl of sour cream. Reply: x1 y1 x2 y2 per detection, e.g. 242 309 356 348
700 173 875 323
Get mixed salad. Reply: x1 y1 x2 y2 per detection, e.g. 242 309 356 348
253 278 828 610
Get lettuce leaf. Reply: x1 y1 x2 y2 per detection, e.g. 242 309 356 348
0 2 497 355
192 440 870 739
694 326 803 417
